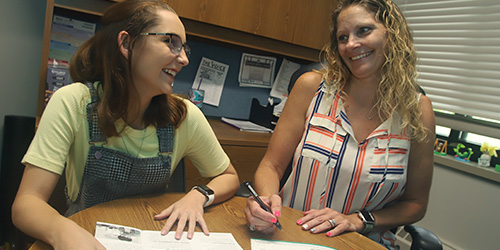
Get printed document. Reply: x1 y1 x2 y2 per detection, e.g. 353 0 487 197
95 222 243 250
251 238 337 250
270 58 301 98
239 53 277 88
192 57 229 107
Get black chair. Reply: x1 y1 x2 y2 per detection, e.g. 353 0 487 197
167 158 186 193
0 115 37 250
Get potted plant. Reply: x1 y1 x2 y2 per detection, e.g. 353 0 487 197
478 142 498 167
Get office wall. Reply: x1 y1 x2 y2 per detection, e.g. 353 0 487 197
415 164 500 250
0 0 46 166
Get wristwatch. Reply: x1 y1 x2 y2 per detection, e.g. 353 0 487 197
356 209 376 234
191 185 214 207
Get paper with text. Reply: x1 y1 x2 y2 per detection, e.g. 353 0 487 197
95 222 243 250
270 58 301 98
239 53 276 88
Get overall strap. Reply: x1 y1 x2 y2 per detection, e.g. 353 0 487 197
84 82 106 144
157 125 174 168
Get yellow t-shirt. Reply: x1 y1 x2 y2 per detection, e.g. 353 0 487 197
22 82 229 200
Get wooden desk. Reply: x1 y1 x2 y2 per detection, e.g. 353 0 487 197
185 119 272 188
29 193 384 250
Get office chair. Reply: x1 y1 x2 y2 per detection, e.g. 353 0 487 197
167 158 186 193
0 115 37 250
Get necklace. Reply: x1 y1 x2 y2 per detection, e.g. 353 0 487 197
365 108 378 120
121 129 147 157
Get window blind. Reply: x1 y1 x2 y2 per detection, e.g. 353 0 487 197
393 0 500 138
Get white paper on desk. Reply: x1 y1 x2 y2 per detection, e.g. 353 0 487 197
95 222 243 250
239 53 277 88
270 58 301 98
192 57 229 107
221 117 273 133
251 238 337 250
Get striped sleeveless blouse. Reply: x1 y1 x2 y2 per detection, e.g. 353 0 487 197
281 81 411 249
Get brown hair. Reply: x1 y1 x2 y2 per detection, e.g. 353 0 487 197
70 0 186 137
322 0 426 141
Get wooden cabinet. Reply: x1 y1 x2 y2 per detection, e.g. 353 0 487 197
184 119 271 189
165 0 336 51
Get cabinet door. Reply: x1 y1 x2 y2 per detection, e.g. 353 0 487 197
166 0 295 43
291 0 337 50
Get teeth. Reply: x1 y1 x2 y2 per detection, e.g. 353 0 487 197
163 69 176 76
352 52 372 61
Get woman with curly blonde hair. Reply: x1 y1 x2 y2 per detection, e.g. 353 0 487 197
245 0 435 249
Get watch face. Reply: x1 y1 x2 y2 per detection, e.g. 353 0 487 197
360 210 375 223
198 185 214 195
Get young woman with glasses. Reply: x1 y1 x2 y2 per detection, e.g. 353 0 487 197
12 0 239 248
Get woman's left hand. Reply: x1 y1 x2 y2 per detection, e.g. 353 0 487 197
296 208 364 237
154 190 208 239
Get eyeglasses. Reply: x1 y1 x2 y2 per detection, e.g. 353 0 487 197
139 32 191 58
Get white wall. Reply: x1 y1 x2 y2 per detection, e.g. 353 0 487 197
416 163 500 250
0 0 45 161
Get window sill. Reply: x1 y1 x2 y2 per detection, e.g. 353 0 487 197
434 154 500 184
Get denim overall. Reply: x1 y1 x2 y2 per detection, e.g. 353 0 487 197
65 82 174 216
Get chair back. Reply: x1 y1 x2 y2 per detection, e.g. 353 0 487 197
166 158 186 193
0 115 36 249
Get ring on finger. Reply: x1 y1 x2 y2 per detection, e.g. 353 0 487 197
249 224 256 231
328 218 336 228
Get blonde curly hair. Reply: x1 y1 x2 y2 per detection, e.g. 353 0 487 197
321 0 427 141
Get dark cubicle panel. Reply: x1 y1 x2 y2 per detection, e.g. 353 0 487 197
0 115 36 250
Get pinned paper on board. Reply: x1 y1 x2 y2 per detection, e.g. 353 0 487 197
192 57 229 107
238 53 276 88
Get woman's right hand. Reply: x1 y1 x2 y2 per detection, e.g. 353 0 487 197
244 194 282 234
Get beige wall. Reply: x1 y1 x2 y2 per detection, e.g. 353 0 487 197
416 163 500 250
0 0 45 160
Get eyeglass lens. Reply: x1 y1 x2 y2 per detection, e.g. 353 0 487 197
169 34 191 58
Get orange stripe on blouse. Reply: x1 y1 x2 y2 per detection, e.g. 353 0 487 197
345 143 368 212
304 160 320 211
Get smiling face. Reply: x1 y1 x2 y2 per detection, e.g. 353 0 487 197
336 5 387 81
131 9 189 98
